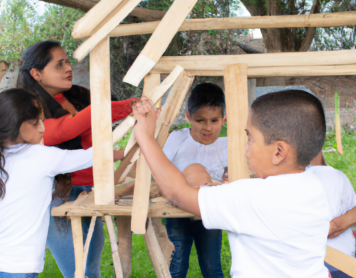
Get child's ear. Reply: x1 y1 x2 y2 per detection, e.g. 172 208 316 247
272 141 289 166
30 68 42 83
185 111 192 124
222 116 227 125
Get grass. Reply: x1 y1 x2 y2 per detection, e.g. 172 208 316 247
40 126 356 277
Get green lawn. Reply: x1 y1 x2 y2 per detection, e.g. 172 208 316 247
40 128 356 277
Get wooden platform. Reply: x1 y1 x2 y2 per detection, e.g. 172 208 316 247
51 191 194 218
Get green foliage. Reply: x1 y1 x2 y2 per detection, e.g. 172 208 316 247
0 0 84 65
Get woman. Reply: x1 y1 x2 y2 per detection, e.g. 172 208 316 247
17 41 135 278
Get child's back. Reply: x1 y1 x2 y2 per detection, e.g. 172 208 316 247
311 165 356 257
200 168 330 277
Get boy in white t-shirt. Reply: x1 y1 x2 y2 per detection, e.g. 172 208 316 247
132 90 331 278
163 83 227 277
310 151 356 278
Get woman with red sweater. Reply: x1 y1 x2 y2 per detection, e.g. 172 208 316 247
17 41 135 278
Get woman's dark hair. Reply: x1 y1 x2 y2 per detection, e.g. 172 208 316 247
0 88 43 199
187 82 225 117
17 40 64 118
251 90 326 166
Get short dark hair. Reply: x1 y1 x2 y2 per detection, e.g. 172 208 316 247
251 90 326 166
187 83 225 117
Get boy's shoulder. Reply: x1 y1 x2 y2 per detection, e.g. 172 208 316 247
310 165 349 183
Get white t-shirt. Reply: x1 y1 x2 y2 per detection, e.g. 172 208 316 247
310 165 356 257
163 128 228 181
0 144 93 273
199 168 330 278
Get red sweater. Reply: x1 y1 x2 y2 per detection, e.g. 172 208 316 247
43 98 134 185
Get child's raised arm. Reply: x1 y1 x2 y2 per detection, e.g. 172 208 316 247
329 206 356 238
133 97 201 216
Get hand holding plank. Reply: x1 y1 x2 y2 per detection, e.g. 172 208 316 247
132 96 157 141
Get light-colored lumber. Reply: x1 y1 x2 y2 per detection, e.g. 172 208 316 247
71 217 84 278
110 11 356 37
151 218 175 266
73 0 143 62
90 38 115 205
224 64 250 181
123 0 198 86
114 144 140 184
83 216 97 273
124 66 183 156
152 50 356 73
112 116 136 144
335 93 344 155
248 79 256 107
144 218 171 278
105 216 124 278
116 216 132 278
156 72 194 147
131 153 152 234
130 7 166 22
325 246 356 277
72 0 124 39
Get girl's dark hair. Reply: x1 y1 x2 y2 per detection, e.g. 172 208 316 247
17 40 63 118
0 88 43 199
187 82 225 117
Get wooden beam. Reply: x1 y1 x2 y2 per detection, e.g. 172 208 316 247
144 218 171 278
116 216 132 278
325 246 356 277
130 7 166 22
123 0 198 86
72 0 124 39
131 152 152 234
90 38 115 205
105 216 124 278
224 64 250 181
71 217 84 278
114 144 140 184
83 216 97 273
73 0 143 62
110 11 356 37
152 50 356 73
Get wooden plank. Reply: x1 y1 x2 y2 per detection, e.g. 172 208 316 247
114 144 140 184
116 216 132 278
90 38 115 205
123 0 198 86
131 153 152 234
224 64 250 181
156 72 194 147
83 216 97 273
248 79 256 107
325 246 356 277
153 64 356 77
151 50 356 73
151 218 175 266
110 11 356 37
105 216 124 278
73 0 143 62
130 7 166 22
72 0 124 39
144 218 171 278
71 217 84 278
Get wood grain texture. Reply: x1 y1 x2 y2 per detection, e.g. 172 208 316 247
73 0 143 61
83 216 97 273
116 216 133 278
325 246 356 277
105 216 124 278
151 218 174 267
110 11 356 37
123 0 198 86
90 38 115 205
71 217 84 278
224 64 250 182
144 218 171 278
131 153 152 234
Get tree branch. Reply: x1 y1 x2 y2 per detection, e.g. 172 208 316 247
299 0 321 51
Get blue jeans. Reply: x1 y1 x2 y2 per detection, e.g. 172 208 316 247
0 273 38 278
46 186 104 278
166 218 223 278
325 262 352 278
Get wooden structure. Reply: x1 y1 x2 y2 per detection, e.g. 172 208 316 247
52 0 356 277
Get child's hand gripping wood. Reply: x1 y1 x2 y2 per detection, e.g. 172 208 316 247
132 98 201 217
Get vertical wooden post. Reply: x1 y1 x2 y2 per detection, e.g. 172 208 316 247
71 217 84 278
116 216 132 278
90 37 115 205
248 79 256 107
224 64 250 182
